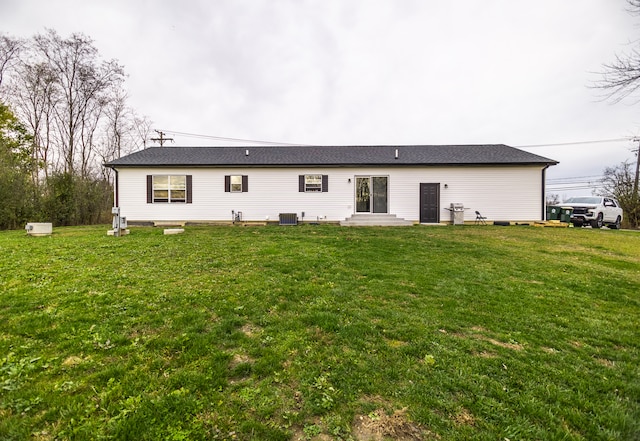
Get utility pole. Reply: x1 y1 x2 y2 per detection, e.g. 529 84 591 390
150 130 174 146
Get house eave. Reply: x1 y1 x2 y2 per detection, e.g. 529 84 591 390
106 162 558 169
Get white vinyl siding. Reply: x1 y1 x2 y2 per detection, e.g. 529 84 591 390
116 166 545 223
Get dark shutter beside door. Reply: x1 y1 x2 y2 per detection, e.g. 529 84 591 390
186 175 192 203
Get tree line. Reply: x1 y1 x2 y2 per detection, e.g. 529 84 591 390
0 29 151 230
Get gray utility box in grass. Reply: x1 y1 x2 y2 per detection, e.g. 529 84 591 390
25 223 52 236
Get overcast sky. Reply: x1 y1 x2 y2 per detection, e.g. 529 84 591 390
2 0 640 196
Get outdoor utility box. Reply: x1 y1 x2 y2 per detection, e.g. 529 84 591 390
546 206 561 221
559 207 573 223
25 222 53 236
279 213 298 225
450 203 465 225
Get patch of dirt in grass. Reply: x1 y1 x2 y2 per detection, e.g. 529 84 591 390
309 326 335 345
229 352 254 368
474 350 497 358
241 323 262 337
31 430 54 441
482 337 523 351
290 417 332 441
452 327 524 351
352 408 439 440
595 358 615 368
209 311 220 320
451 408 475 426
541 347 559 354
471 326 487 332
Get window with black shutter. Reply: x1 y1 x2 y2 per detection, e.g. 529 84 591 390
225 175 248 192
299 174 328 192
147 175 192 203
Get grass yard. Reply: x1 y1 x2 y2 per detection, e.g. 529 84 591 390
0 224 639 440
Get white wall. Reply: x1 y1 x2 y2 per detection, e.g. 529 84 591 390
115 166 546 223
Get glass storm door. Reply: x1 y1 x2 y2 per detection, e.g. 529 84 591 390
355 176 388 213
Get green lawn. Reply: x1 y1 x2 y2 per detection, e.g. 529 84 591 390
0 225 638 440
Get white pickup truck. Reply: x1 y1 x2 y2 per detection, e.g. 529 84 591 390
561 197 623 229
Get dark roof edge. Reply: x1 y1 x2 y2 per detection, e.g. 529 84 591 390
105 161 558 169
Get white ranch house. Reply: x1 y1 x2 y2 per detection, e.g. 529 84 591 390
104 144 557 225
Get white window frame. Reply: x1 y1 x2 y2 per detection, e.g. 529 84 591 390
153 175 186 203
304 174 323 192
230 175 243 193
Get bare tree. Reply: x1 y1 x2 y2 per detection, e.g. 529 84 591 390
103 85 129 160
132 113 153 150
595 1 640 228
11 61 59 181
32 29 124 175
596 51 640 103
98 87 153 180
594 1 640 102
546 193 561 206
598 160 640 227
0 35 23 90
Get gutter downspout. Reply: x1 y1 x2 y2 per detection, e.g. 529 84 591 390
542 165 549 220
112 168 119 208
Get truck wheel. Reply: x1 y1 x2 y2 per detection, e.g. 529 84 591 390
590 213 603 229
609 216 621 230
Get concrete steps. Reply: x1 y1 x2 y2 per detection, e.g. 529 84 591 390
340 214 414 226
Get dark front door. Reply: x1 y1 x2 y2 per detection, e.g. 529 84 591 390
420 183 440 223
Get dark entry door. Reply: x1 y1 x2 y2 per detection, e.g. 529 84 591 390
420 183 440 223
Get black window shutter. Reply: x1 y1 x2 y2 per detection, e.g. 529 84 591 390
186 175 192 203
146 175 153 203
242 175 248 192
224 175 230 192
299 175 305 192
322 175 328 192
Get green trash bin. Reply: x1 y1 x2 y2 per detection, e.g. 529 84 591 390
559 207 573 223
546 206 561 221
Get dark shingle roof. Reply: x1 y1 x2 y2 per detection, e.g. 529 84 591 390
104 145 558 168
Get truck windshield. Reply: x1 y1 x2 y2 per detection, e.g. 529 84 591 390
563 197 601 204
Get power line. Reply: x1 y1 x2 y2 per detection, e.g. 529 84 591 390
157 129 636 153
514 137 633 149
157 130 311 147
547 175 603 183
547 185 602 191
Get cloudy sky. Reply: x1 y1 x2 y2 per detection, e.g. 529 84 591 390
2 0 640 196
